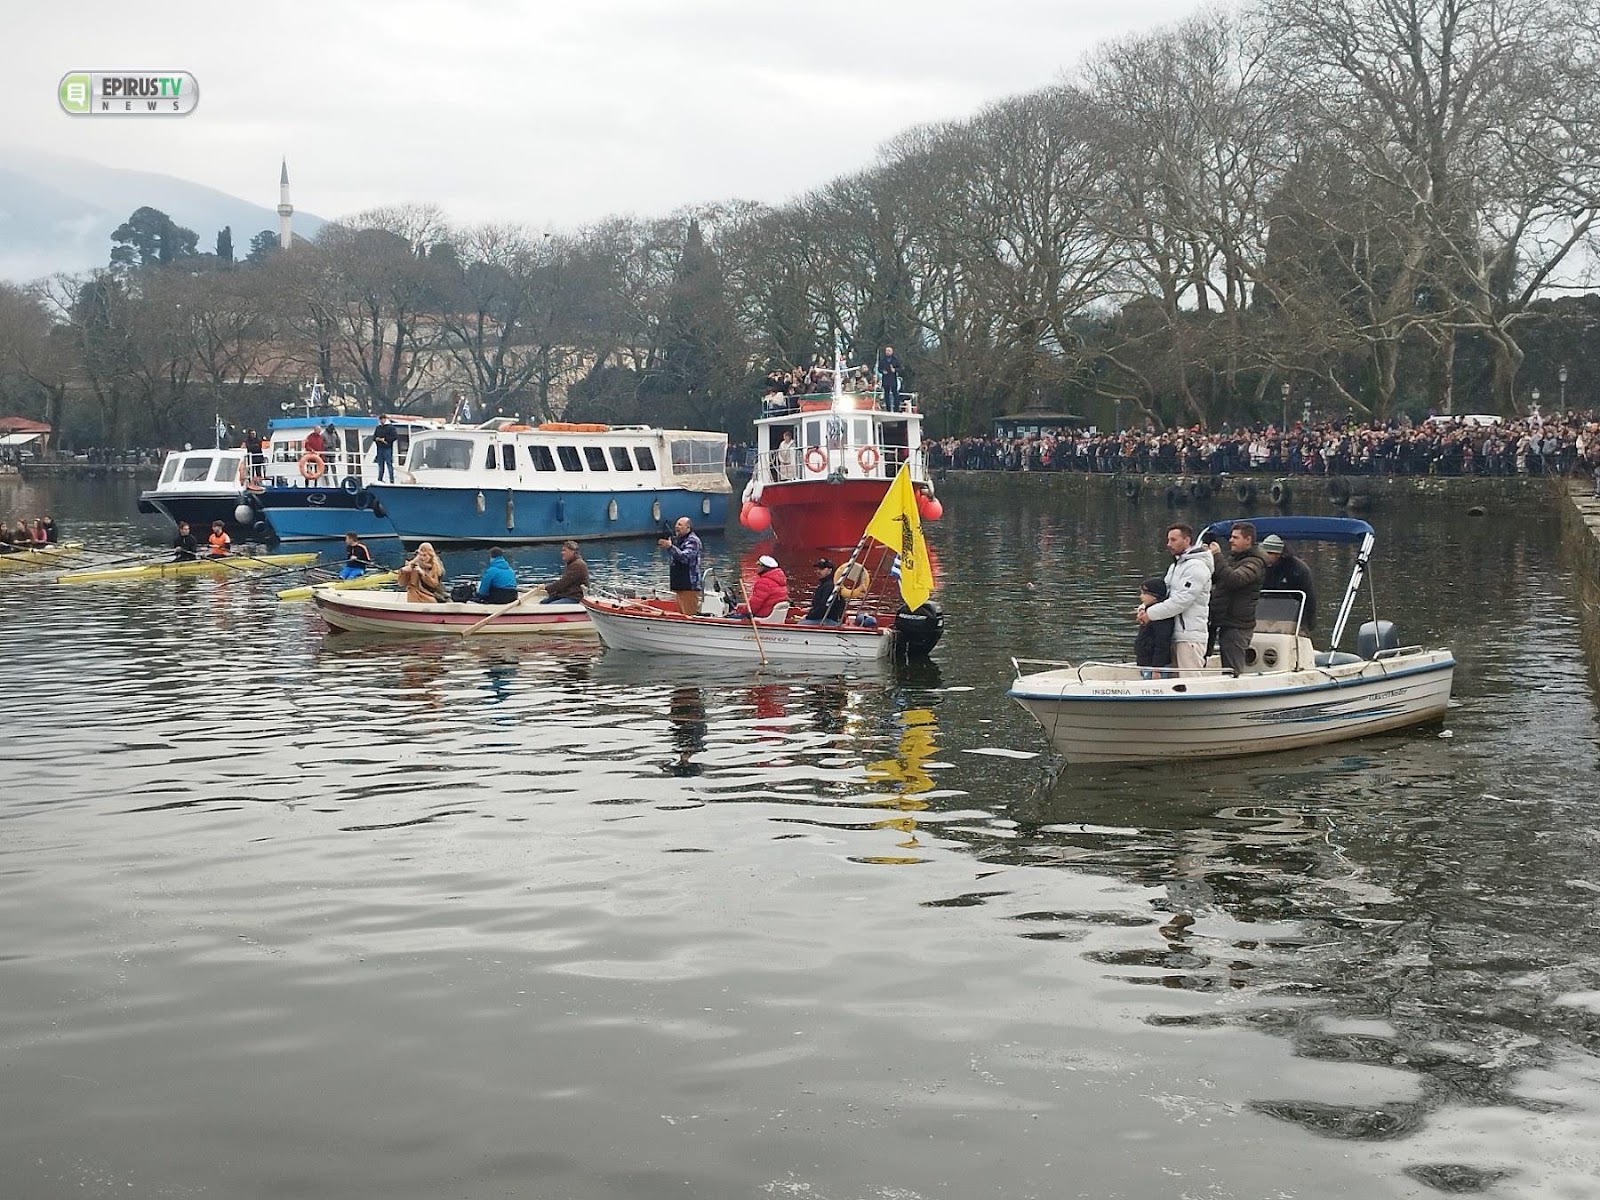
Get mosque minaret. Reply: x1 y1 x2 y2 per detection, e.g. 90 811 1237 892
277 158 294 250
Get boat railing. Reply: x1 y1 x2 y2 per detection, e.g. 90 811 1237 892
762 390 919 417
1012 656 1076 676
258 444 366 487
757 441 923 485
1373 644 1426 660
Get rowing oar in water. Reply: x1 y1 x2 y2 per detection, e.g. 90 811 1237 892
460 585 540 636
276 562 393 602
736 578 769 667
64 547 178 571
214 553 340 586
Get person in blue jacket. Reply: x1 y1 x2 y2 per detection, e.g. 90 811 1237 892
475 546 519 604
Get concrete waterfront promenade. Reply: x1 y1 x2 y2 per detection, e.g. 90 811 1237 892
1558 482 1600 680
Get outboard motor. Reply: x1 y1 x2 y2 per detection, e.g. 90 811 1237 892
892 602 944 661
1357 619 1399 660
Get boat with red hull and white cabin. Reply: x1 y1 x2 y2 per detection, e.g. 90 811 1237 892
738 356 943 550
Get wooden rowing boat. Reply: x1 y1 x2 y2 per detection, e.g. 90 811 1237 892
0 541 86 571
312 587 596 636
276 570 399 601
57 552 319 584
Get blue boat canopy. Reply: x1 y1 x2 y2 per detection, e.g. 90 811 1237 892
1202 515 1375 544
267 415 378 431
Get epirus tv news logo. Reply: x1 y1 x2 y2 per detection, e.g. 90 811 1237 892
59 72 199 116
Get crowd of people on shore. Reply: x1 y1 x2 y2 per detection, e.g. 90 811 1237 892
929 412 1600 482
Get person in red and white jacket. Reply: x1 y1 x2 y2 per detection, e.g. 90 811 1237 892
729 555 788 619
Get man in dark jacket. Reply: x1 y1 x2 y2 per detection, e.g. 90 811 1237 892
541 539 588 603
1260 533 1316 630
658 516 702 615
1208 521 1267 676
877 345 903 411
802 557 845 624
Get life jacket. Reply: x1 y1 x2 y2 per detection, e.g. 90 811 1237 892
208 530 231 556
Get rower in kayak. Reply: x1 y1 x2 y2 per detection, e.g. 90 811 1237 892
173 521 200 562
207 520 232 557
340 531 373 579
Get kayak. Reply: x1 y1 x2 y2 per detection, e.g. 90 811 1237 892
0 541 86 571
57 552 319 584
277 570 399 602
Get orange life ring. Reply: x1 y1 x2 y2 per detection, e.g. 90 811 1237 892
804 446 828 473
834 562 871 600
299 451 326 481
857 445 880 472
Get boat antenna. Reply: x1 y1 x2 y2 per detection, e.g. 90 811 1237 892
832 335 846 410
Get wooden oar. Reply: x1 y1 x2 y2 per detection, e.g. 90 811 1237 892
461 588 538 636
736 579 768 666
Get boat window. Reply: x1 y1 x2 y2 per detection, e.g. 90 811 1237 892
665 435 727 479
213 456 242 482
160 457 180 484
803 420 823 448
528 445 556 471
484 444 498 470
179 456 214 482
501 444 517 471
412 437 474 471
557 446 583 472
632 446 656 471
583 446 609 471
610 447 633 471
853 418 871 447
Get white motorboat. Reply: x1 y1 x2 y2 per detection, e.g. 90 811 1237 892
1008 516 1455 765
582 595 897 663
584 463 946 665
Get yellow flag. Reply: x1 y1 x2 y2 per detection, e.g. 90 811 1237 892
863 464 933 610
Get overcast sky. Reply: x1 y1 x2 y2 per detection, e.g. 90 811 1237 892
4 0 1199 231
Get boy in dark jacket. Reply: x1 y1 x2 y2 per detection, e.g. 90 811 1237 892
1134 578 1175 677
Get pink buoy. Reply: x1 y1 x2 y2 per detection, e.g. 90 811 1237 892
918 495 943 522
745 503 771 532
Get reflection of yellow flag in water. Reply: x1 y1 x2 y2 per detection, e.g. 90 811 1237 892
863 464 932 610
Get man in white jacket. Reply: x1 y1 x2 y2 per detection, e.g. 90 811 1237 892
1137 523 1213 675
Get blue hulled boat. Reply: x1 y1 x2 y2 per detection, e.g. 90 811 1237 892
368 420 732 545
243 412 444 542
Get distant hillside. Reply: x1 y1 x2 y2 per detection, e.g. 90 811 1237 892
0 148 326 281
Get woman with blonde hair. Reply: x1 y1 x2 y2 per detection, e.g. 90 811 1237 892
398 542 445 603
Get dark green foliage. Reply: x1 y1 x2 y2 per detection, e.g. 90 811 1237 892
109 206 199 269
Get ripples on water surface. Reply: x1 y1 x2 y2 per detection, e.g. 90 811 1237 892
3 477 1600 1199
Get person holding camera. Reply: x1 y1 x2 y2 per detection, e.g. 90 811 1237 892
658 516 702 615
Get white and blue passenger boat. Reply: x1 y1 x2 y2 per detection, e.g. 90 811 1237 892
241 412 441 542
368 420 732 546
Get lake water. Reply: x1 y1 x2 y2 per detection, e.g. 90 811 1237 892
3 475 1599 1199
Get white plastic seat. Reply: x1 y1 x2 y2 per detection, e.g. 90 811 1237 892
759 601 791 624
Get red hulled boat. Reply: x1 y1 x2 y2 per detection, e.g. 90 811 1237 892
738 369 943 550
